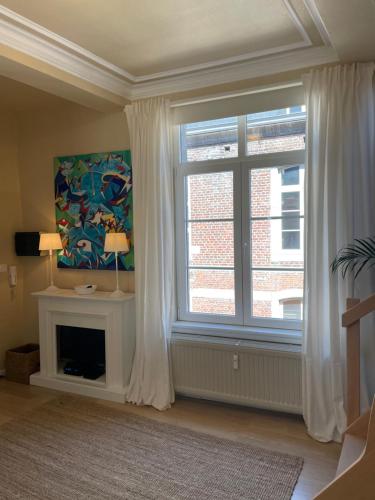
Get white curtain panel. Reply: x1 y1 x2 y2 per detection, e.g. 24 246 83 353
303 63 375 442
125 97 175 411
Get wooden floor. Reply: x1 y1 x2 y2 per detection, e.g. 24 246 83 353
0 377 341 500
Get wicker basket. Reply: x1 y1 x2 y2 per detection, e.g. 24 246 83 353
5 344 40 384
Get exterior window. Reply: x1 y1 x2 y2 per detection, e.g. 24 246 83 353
281 191 300 249
280 166 302 250
282 300 302 320
176 107 306 336
282 165 299 185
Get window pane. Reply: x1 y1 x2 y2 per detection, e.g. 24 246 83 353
252 270 303 319
188 221 234 267
247 107 306 156
251 219 304 268
282 231 300 249
283 302 302 320
250 166 304 217
189 269 235 315
282 216 300 231
187 171 233 220
282 192 299 212
282 166 299 185
181 117 238 162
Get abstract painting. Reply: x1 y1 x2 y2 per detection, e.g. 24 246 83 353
54 150 134 270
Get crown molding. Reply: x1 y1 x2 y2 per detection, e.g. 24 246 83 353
170 81 303 108
0 5 134 81
130 46 338 99
0 1 314 84
282 0 312 45
0 2 337 102
302 0 332 46
0 14 132 97
133 41 311 84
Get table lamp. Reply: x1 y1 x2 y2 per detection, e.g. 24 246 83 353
39 233 63 292
104 233 129 297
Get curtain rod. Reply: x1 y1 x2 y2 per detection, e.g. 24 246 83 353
170 81 303 108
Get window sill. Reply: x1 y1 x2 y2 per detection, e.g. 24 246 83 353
172 321 302 346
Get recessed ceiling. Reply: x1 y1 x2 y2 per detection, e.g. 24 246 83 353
0 1 372 107
0 0 324 76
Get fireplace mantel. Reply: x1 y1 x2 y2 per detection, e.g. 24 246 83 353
32 288 134 302
30 288 135 402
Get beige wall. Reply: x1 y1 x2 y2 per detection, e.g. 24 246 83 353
0 70 313 364
0 114 25 369
0 62 337 366
17 102 133 344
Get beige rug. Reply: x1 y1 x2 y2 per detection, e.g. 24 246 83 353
0 395 303 499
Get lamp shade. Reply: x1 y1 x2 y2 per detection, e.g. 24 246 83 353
39 233 63 251
104 233 129 253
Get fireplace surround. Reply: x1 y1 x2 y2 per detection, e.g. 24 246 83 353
30 289 135 402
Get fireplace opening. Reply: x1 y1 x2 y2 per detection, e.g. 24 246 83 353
56 325 105 381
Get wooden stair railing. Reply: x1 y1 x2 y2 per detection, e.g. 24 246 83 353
344 297 361 427
315 294 375 500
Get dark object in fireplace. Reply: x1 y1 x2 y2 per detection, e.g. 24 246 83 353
63 360 105 380
83 363 105 380
57 325 105 380
63 361 83 377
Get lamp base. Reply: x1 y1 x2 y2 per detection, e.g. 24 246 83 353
44 285 60 293
109 289 126 298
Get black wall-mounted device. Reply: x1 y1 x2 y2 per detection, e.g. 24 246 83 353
15 232 41 256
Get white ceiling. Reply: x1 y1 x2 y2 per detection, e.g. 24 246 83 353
0 0 324 76
315 0 375 62
0 1 372 107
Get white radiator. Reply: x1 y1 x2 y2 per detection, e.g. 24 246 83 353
170 334 302 414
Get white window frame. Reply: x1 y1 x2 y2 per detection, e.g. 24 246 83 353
174 113 305 341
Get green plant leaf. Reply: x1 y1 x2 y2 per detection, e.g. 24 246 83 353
331 237 375 279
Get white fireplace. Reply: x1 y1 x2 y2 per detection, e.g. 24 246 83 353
30 289 135 403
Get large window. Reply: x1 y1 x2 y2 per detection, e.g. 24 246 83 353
175 106 306 337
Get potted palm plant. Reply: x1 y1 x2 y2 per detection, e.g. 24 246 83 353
331 237 375 278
